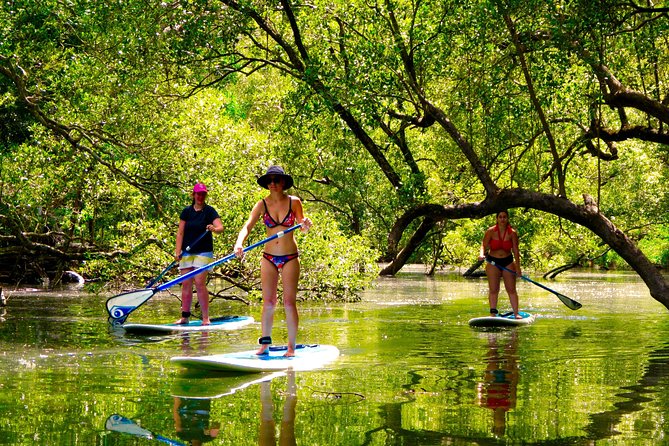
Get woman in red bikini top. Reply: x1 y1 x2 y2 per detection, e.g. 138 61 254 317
478 210 522 319
234 166 312 358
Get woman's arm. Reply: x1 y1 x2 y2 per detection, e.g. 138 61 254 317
512 229 521 274
478 228 491 260
207 217 224 234
175 220 186 261
292 197 312 232
234 201 262 256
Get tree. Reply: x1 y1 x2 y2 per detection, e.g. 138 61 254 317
0 1 378 298
182 0 669 307
1 0 668 310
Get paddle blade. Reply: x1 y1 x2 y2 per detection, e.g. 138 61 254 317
105 414 153 439
106 414 187 445
106 289 155 324
556 292 582 310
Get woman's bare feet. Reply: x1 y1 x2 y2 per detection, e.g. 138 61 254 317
176 311 191 325
514 313 523 319
257 336 272 355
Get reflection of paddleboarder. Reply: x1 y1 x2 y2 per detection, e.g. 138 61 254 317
173 396 220 445
476 331 519 437
259 371 297 446
179 331 211 355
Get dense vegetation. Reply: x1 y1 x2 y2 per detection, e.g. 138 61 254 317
1 1 668 306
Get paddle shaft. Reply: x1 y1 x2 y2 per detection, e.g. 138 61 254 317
146 230 210 288
486 259 582 310
493 261 553 293
155 224 302 292
107 224 303 323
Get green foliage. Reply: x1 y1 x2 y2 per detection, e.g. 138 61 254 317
1 0 669 298
298 214 380 301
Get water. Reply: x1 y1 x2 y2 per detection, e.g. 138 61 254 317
0 270 668 445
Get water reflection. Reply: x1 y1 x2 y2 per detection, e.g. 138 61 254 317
109 326 216 349
475 330 519 437
172 396 221 445
259 371 297 446
178 331 212 355
105 413 186 445
585 341 669 441
172 371 286 399
4 275 669 445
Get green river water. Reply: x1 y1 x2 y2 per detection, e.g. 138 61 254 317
0 269 668 445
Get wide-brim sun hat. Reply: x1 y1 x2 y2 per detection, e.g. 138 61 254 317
193 183 208 193
257 165 294 190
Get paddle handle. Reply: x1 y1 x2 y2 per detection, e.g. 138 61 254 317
155 224 302 291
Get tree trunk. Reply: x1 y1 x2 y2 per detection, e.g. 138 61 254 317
382 189 669 310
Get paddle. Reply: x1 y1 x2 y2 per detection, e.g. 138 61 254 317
146 230 210 288
486 259 582 310
106 224 303 325
105 414 185 446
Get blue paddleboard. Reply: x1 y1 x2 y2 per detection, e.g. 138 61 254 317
121 315 254 334
170 344 340 373
468 311 535 328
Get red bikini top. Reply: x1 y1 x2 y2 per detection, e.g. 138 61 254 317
489 225 513 251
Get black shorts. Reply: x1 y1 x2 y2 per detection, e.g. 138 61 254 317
486 254 514 268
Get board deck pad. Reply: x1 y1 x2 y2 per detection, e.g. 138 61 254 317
171 344 340 373
468 311 536 328
121 315 254 334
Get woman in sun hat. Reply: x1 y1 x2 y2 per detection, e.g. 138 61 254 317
174 183 224 325
234 166 312 357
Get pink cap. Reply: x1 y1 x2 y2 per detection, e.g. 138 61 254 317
193 183 208 193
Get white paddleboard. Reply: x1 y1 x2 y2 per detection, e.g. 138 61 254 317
468 311 536 328
122 315 254 334
171 344 340 373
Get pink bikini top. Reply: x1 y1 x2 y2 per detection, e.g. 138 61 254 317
262 198 296 228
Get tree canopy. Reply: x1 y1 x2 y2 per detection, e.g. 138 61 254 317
1 0 668 308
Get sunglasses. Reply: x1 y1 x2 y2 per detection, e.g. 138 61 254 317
194 192 207 196
267 176 283 184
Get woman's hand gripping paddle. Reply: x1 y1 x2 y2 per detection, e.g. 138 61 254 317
106 224 302 325
487 259 582 310
145 230 210 288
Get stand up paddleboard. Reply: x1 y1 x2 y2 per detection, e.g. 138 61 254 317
171 344 340 373
468 311 536 328
121 315 254 334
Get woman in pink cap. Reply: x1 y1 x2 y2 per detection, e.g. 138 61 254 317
234 166 312 357
174 183 224 325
